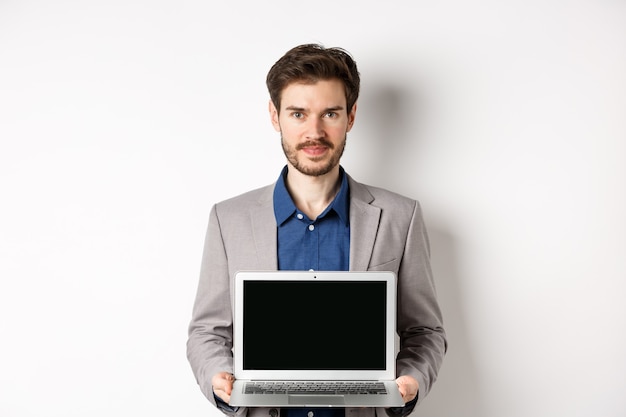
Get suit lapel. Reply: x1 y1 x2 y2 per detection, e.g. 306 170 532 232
250 185 278 270
348 176 381 271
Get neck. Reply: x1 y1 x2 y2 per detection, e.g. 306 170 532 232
285 164 341 220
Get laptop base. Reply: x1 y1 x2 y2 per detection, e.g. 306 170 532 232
230 380 404 408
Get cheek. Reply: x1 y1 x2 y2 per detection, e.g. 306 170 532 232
279 120 305 137
327 124 350 137
278 124 297 137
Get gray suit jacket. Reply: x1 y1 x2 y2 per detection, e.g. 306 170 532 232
187 174 447 417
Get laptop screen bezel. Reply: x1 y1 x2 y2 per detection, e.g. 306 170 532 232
233 270 397 381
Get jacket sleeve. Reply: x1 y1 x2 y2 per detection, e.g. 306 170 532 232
186 204 243 415
395 201 447 403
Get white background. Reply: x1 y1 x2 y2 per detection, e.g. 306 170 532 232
1 1 625 416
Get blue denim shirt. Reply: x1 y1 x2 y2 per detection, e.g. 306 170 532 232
274 165 350 272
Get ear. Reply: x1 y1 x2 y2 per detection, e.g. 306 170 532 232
269 100 281 132
346 102 357 132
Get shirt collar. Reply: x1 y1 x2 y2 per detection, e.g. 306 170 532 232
331 167 350 226
273 165 350 226
273 166 297 226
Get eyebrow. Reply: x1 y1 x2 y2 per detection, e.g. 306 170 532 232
284 105 345 113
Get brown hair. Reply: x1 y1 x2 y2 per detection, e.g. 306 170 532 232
266 44 360 113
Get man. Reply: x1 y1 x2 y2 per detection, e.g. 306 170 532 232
187 44 447 417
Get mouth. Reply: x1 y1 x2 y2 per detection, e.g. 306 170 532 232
297 140 333 157
301 145 328 157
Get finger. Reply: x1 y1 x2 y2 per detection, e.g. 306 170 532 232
215 388 232 404
224 374 235 394
212 372 235 398
399 386 408 401
212 373 233 387
395 377 417 403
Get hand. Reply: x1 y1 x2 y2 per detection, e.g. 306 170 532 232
212 372 236 404
395 375 419 403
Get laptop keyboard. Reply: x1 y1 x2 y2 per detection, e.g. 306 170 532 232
244 381 388 395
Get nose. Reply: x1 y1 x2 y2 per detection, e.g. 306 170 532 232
304 117 324 139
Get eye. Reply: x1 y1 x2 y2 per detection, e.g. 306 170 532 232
292 112 304 119
324 111 338 118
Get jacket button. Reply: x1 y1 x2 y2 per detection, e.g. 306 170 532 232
269 409 278 417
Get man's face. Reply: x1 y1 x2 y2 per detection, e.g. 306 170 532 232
270 79 356 177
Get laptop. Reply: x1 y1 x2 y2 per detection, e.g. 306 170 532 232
230 270 405 408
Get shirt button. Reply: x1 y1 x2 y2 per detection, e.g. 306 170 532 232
308 224 315 231
297 213 304 220
308 412 314 417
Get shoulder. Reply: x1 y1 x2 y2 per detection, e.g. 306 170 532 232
348 175 418 212
213 183 275 215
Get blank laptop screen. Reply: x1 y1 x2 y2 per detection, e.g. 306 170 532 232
242 280 387 371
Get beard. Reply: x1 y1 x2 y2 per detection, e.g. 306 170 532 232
281 135 347 177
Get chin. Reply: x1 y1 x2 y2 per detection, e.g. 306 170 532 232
294 161 337 177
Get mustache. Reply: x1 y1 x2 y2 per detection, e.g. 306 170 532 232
296 139 334 150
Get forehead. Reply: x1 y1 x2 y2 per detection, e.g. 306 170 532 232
280 79 347 110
